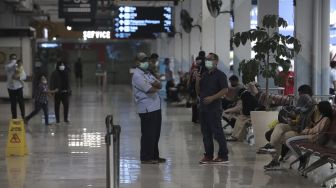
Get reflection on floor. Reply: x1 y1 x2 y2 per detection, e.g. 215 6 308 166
0 85 335 188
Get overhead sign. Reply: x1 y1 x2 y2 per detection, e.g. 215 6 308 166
113 6 173 39
83 31 111 40
59 0 97 18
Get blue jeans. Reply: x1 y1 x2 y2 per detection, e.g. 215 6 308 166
200 109 229 159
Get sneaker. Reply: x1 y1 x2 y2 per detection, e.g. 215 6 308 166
141 160 159 164
199 156 213 164
258 143 276 153
157 157 167 163
226 136 238 142
212 157 230 164
264 160 280 170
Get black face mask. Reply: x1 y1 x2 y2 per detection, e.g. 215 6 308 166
231 84 238 87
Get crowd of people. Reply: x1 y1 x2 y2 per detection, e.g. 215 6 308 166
5 53 72 125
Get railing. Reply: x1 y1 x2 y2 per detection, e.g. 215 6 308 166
105 115 121 188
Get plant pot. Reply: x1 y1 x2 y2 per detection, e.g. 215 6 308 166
250 111 279 150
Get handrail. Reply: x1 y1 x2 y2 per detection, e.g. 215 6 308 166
105 115 121 188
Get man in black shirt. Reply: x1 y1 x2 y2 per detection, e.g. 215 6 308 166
195 53 229 164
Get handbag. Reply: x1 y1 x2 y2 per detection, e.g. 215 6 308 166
278 105 296 124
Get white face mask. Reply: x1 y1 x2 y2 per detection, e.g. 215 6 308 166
205 61 214 70
10 59 17 64
59 65 65 71
42 80 47 84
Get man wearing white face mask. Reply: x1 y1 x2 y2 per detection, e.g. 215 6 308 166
132 52 166 164
5 53 26 119
195 53 230 164
50 61 71 124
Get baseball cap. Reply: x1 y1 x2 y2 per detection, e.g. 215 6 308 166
136 52 148 62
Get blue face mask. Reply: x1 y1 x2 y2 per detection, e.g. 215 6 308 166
139 62 149 70
205 61 214 70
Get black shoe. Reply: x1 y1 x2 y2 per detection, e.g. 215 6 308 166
141 160 159 164
298 157 308 171
157 157 166 163
264 160 280 170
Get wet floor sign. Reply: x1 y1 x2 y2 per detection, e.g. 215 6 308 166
6 119 28 156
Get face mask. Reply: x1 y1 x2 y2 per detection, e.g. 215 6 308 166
205 61 214 70
42 80 47 84
11 59 17 64
155 61 159 67
59 65 65 71
139 62 149 70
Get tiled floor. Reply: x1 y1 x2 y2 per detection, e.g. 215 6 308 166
0 85 335 188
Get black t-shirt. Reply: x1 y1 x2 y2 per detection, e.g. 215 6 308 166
200 69 228 111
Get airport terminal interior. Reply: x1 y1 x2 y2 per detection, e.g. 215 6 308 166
0 0 336 188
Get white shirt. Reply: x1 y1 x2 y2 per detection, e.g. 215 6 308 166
5 61 26 90
132 68 161 113
331 68 336 89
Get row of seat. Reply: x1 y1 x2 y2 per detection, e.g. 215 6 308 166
288 108 336 187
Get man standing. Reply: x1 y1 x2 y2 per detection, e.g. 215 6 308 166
195 53 230 164
5 53 26 119
132 52 166 164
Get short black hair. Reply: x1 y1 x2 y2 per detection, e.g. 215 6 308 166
229 75 239 82
150 53 159 59
208 53 219 61
331 61 336 68
9 53 17 59
298 84 313 96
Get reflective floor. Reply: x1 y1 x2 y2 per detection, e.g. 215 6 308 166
0 85 335 188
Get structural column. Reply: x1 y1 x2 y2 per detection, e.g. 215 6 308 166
233 0 252 77
215 0 231 74
181 0 191 72
189 0 202 61
201 0 215 54
174 3 183 72
321 0 330 95
257 0 279 88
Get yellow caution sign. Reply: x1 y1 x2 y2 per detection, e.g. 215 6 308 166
6 156 27 188
6 119 28 156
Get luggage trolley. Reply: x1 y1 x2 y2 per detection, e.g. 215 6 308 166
105 115 121 188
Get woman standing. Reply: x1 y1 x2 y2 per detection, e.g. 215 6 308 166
50 61 71 123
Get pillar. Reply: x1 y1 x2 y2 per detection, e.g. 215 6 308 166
233 0 252 77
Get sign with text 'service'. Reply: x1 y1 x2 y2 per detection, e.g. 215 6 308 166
58 0 97 18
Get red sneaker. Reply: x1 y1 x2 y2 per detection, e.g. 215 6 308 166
212 157 230 164
199 156 213 164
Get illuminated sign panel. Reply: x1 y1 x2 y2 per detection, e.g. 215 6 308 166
113 6 173 39
83 31 111 40
59 0 97 18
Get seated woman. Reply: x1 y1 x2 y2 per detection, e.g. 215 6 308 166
285 101 333 170
264 85 316 170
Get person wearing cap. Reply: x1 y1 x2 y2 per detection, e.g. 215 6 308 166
132 52 166 164
195 52 230 164
5 53 26 119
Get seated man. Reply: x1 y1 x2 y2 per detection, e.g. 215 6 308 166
222 75 244 128
225 88 261 141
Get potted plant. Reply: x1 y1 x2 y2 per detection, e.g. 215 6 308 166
231 14 301 109
230 15 301 148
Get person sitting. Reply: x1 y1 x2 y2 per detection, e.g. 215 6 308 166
285 101 333 170
166 79 180 102
225 88 261 141
222 75 244 128
263 85 316 170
